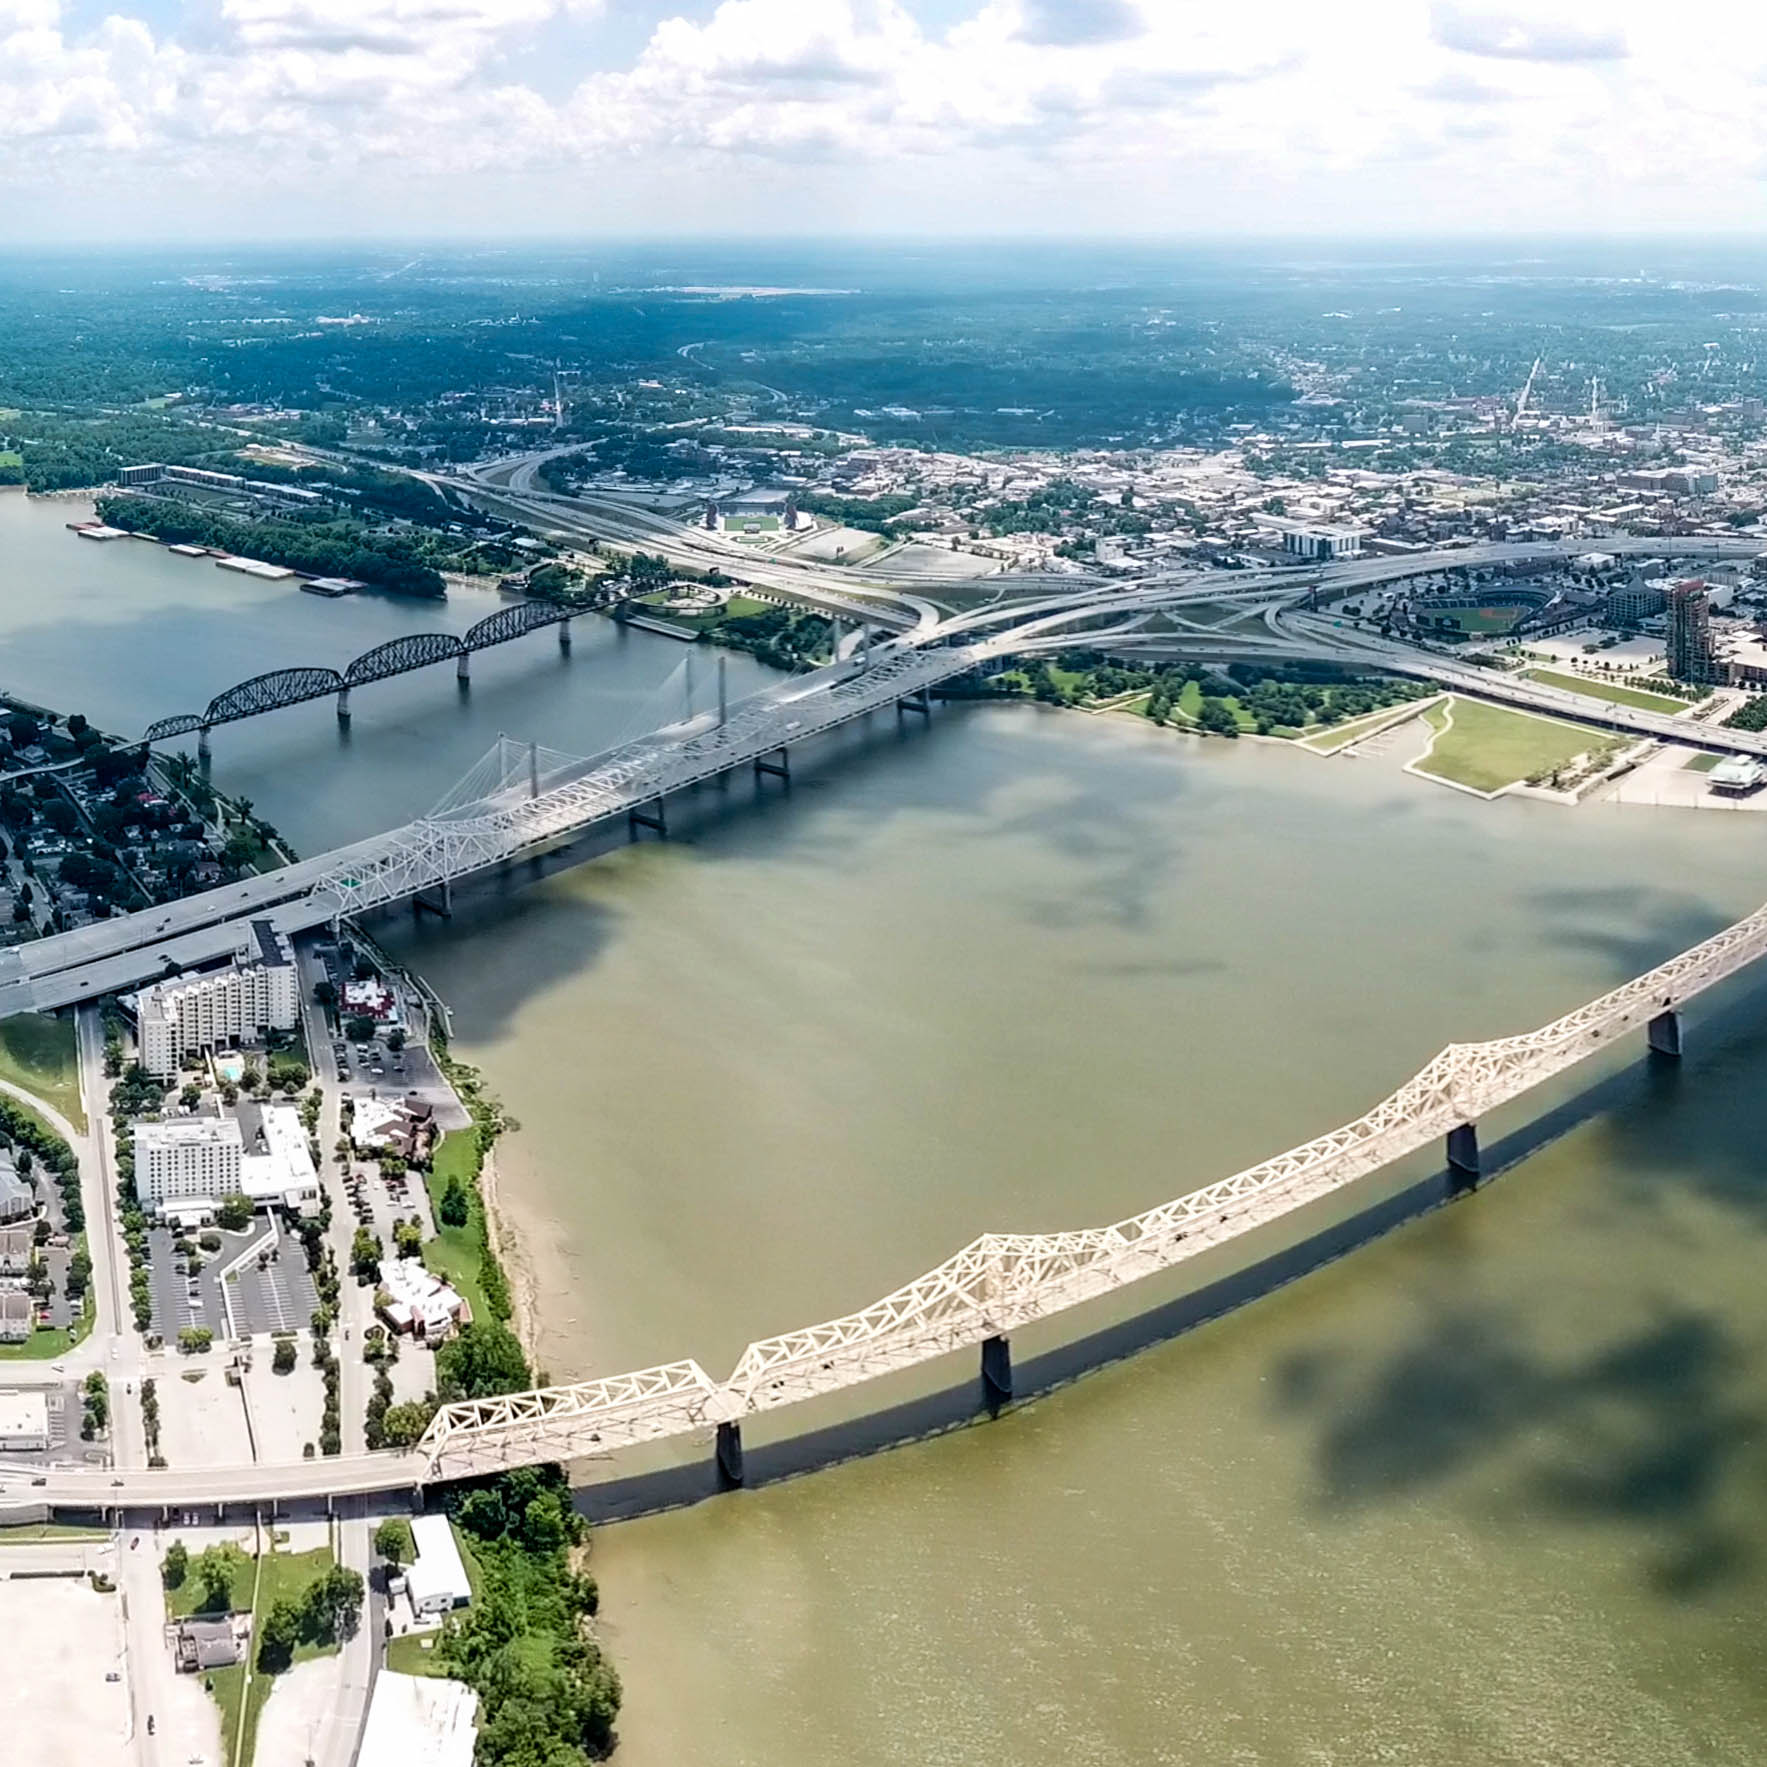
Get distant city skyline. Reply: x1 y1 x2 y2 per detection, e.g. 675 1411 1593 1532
2 0 1765 243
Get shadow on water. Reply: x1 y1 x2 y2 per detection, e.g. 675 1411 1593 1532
380 701 1200 1041
1271 982 1767 1602
569 980 1767 1532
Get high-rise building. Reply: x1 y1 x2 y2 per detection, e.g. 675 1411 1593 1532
1665 580 1716 683
136 920 300 1078
135 1117 244 1209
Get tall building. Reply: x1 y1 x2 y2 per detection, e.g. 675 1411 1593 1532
135 1117 244 1210
136 920 300 1078
1665 580 1717 683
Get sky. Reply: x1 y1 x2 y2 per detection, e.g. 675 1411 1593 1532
2 0 1765 243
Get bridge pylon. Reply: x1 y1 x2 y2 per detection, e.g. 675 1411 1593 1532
1647 1008 1682 1059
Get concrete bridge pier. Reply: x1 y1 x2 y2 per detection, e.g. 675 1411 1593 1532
755 747 790 783
628 798 668 839
558 617 572 654
715 1420 745 1489
1648 1008 1683 1059
457 651 471 685
1446 1122 1480 1193
898 686 932 720
414 877 453 919
981 1333 1013 1413
336 686 351 725
197 723 212 768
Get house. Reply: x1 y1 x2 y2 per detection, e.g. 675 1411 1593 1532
0 1290 31 1344
0 1226 35 1277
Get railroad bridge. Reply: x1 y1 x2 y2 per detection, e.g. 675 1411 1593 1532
140 600 582 748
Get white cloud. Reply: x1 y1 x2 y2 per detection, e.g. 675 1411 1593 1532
2 0 1767 237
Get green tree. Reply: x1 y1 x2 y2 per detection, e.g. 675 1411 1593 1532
436 1322 531 1403
191 1545 238 1613
215 1194 253 1231
345 1015 379 1044
161 1539 188 1590
302 1564 365 1644
437 1177 470 1228
373 1518 415 1566
272 1338 297 1375
381 1398 438 1448
257 1596 302 1672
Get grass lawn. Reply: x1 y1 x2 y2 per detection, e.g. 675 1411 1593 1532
0 1013 84 1129
0 449 22 468
421 1130 494 1326
1685 751 1723 773
1523 668 1684 714
0 1324 73 1361
385 1629 450 1677
1414 697 1617 794
165 1541 255 1618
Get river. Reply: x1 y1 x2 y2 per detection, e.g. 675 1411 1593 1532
8 489 1767 1764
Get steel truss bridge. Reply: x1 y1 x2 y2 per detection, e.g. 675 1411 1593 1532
17 883 1767 1512
139 600 582 744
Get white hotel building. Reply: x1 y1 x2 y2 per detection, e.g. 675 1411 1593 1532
137 920 300 1078
135 1117 244 1210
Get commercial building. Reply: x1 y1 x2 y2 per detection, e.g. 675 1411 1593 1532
1708 755 1766 796
1665 581 1717 683
379 1258 467 1341
357 1671 479 1767
135 1117 244 1211
406 1515 473 1617
0 1291 31 1344
0 1390 49 1450
174 1616 245 1672
237 1103 320 1212
136 920 300 1078
1257 517 1365 560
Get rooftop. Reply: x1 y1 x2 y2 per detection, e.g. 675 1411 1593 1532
357 1671 478 1767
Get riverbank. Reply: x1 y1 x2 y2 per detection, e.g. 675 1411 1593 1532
477 1145 543 1374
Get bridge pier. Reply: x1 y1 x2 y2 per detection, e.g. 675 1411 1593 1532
457 652 471 685
414 877 453 919
1446 1122 1480 1193
718 653 729 727
1648 1008 1683 1060
336 686 351 725
754 747 790 783
715 1420 745 1490
898 686 931 720
197 724 212 767
981 1333 1013 1413
558 617 572 654
628 798 667 839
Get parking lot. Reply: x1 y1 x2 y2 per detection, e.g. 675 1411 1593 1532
146 1217 319 1343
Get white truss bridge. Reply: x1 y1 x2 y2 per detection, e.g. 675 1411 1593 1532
406 888 1767 1487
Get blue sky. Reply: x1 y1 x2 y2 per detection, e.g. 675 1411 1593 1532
2 1 1763 243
